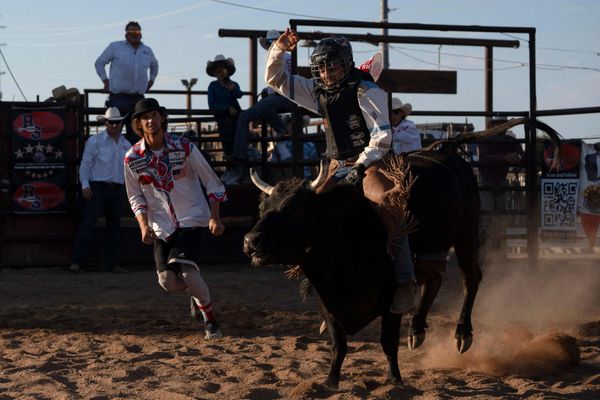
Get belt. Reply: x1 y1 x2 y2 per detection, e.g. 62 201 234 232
110 92 144 98
90 181 124 188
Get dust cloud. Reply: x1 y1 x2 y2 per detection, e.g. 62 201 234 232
418 253 599 378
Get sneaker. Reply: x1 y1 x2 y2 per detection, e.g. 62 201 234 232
190 297 202 322
204 320 223 339
390 280 418 314
69 263 81 273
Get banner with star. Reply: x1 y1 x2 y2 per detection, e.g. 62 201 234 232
10 107 67 213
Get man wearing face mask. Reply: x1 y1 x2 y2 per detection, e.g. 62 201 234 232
95 21 159 144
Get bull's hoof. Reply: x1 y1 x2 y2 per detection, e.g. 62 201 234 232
455 335 473 353
408 332 425 351
324 378 339 391
386 375 404 386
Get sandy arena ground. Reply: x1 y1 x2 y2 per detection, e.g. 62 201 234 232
1 256 599 399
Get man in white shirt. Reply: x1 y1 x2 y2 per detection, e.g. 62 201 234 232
390 97 421 154
70 108 132 274
95 21 159 144
124 98 226 339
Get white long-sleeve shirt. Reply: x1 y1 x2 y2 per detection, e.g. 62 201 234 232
124 133 226 240
95 40 159 95
265 45 391 168
392 119 422 154
79 130 132 189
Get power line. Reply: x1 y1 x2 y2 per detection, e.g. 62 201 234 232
210 0 345 20
389 45 523 71
0 24 4 100
0 48 27 101
389 44 600 72
212 1 600 58
500 32 600 56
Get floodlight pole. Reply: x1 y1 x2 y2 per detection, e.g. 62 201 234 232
181 78 198 131
181 78 198 122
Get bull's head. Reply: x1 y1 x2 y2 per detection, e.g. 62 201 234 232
243 160 329 267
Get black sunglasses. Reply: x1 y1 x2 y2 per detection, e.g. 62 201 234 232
106 120 122 126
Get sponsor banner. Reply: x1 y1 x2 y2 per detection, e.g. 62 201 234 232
541 139 581 179
578 142 600 215
10 107 67 213
541 178 579 231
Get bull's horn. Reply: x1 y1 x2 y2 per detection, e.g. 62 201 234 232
308 158 329 191
250 168 274 196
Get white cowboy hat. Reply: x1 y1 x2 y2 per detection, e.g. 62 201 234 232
96 107 125 122
259 29 280 50
391 97 412 115
206 54 236 77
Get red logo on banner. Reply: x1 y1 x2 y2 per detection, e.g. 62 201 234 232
12 111 64 141
543 142 580 173
12 182 65 211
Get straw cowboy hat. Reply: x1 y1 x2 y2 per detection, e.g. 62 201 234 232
259 29 280 50
206 54 236 77
391 97 412 115
96 107 125 122
52 85 80 103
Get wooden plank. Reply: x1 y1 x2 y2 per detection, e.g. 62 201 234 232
378 69 457 94
297 67 457 94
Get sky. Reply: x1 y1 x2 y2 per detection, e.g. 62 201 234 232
1 0 599 140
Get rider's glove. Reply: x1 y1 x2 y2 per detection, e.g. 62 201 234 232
343 164 366 188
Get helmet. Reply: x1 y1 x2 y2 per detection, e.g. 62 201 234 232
310 36 354 92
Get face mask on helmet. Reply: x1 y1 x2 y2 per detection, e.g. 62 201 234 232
310 36 354 92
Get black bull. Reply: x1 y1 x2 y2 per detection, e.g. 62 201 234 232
243 149 481 388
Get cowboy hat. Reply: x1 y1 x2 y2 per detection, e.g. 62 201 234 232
131 98 166 120
96 107 125 122
52 85 80 101
259 29 280 50
391 97 412 115
206 54 236 77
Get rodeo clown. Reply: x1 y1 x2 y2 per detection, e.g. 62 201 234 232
124 98 226 339
265 28 417 314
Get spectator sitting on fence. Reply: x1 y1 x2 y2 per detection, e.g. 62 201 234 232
390 97 421 154
206 54 243 183
267 114 318 179
226 29 297 185
69 107 132 274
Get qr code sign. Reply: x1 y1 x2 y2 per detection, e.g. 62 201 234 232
541 179 579 229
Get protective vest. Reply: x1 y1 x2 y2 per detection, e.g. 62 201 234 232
318 72 370 160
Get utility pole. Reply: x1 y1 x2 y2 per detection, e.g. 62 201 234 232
381 0 389 69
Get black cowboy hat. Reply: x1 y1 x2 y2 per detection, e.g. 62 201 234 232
206 54 236 77
131 98 166 120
